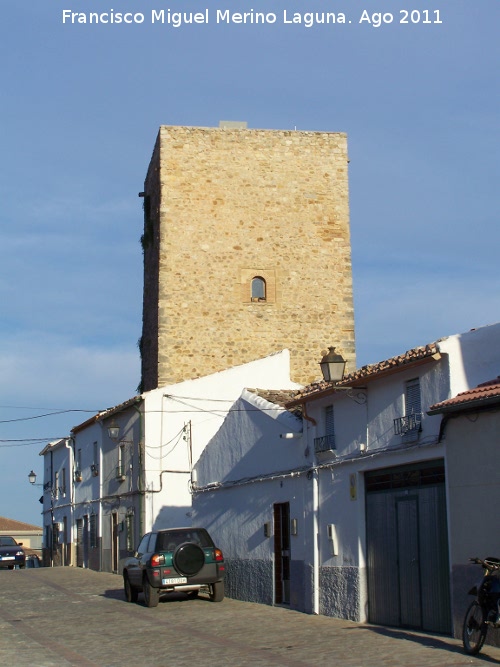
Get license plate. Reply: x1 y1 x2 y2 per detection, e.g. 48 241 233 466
162 577 187 585
0 556 15 561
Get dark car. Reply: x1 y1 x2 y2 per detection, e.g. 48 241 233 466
123 527 225 607
0 536 26 569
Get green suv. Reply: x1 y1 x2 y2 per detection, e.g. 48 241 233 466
123 528 225 607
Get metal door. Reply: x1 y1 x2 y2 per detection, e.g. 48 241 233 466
366 462 451 633
274 503 290 604
396 496 421 627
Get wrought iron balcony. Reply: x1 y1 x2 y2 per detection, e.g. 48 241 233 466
394 413 422 436
314 433 336 454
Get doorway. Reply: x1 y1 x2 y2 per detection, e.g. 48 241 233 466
273 502 290 605
111 513 119 573
365 461 451 633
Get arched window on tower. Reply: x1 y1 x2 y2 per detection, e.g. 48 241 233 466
251 276 266 302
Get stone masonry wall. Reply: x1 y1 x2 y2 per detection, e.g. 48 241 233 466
141 125 355 390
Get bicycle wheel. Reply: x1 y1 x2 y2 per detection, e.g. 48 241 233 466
463 601 487 655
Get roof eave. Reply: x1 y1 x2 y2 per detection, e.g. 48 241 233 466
286 352 441 408
428 394 500 416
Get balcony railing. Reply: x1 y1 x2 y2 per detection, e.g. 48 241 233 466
394 413 422 437
314 433 336 454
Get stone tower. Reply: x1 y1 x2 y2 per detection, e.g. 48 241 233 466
140 123 355 391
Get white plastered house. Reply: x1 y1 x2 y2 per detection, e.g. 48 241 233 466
192 323 500 636
39 350 301 573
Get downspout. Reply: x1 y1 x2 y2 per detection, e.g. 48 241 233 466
301 402 320 614
312 467 320 615
64 438 74 567
133 402 145 540
50 449 54 568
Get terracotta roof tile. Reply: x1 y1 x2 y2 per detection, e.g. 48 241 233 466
0 516 42 532
247 389 303 417
429 377 500 413
287 343 441 405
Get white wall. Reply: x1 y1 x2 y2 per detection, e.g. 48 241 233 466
143 350 302 531
193 388 310 610
438 322 500 397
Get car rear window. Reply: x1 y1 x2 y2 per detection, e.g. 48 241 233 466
0 537 17 546
156 530 214 551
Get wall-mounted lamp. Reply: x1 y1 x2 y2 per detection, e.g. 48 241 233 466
28 470 38 486
319 347 367 405
320 347 347 383
107 420 120 441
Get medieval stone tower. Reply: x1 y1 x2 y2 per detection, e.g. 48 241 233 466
140 123 355 391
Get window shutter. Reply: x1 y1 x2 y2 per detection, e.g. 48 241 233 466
325 405 335 436
406 379 421 416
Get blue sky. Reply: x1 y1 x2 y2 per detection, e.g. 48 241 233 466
1 0 499 525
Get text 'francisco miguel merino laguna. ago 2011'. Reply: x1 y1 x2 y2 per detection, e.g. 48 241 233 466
62 8 444 28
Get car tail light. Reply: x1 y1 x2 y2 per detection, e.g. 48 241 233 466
151 553 165 567
214 548 224 562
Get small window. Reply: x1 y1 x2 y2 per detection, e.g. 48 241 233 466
405 378 421 416
251 276 266 302
117 444 126 479
402 378 422 442
325 405 335 437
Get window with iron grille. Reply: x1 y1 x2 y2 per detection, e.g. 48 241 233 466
314 405 336 453
394 378 422 440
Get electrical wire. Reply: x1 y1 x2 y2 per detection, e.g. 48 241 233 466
0 409 98 424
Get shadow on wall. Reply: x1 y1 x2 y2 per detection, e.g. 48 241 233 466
455 323 500 390
152 506 192 530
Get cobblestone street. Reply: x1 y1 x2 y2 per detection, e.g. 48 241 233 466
1 567 500 666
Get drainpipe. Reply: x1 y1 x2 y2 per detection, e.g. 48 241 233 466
64 438 74 567
312 466 320 615
133 403 145 540
300 402 320 615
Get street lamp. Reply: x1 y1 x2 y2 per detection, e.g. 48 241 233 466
107 419 121 441
28 470 40 486
319 347 347 383
318 347 367 405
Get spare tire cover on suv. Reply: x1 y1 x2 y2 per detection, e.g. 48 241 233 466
173 543 205 576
